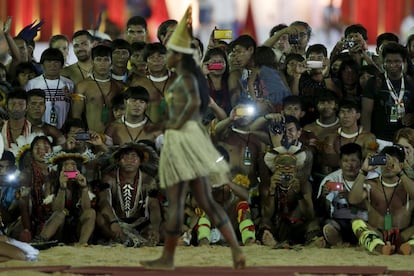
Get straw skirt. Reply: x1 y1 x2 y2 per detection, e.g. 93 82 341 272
159 120 230 188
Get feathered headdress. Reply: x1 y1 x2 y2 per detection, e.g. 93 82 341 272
45 149 95 171
16 19 44 43
9 132 58 168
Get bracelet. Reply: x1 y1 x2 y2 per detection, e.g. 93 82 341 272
359 169 368 176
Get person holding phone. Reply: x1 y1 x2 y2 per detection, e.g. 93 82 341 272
349 145 414 255
317 143 376 247
202 47 232 117
36 150 96 246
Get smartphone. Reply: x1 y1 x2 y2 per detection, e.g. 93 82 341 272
325 181 344 192
64 171 78 179
75 132 91 141
207 63 224 70
368 155 387 166
236 106 254 117
306 60 323 69
214 29 233 40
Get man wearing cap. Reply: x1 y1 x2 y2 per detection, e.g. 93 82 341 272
71 45 124 133
105 86 162 146
97 142 162 247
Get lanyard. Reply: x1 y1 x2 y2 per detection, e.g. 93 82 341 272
43 75 61 103
384 72 405 105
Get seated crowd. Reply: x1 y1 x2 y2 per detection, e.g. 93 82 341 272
2 13 414 262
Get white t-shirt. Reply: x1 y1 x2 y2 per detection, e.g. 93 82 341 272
25 75 74 129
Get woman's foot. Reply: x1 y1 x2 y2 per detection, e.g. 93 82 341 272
140 256 175 271
232 251 246 269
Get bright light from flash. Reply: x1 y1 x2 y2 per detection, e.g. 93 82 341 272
7 174 16 181
246 106 255 115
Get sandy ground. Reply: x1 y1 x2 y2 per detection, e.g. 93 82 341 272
1 244 414 274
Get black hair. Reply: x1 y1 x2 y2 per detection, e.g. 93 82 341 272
56 156 83 175
284 115 301 130
359 64 381 77
191 37 204 57
91 45 112 59
203 47 229 78
131 41 147 53
125 86 149 102
111 93 125 109
27 88 46 101
381 145 405 163
61 118 86 135
381 42 408 61
306 44 328 58
111 39 131 55
284 53 305 66
339 98 361 113
229 35 256 53
291 21 312 38
254 46 276 68
269 24 288 37
345 24 368 40
40 48 64 66
142 42 166 62
127 16 147 30
339 143 362 160
157 19 177 42
181 53 210 114
316 89 339 104
7 87 27 104
282 95 303 109
14 61 37 77
72 30 94 41
376 32 399 49
1 150 16 168
30 135 52 152
49 34 69 48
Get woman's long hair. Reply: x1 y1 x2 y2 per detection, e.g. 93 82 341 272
181 53 210 115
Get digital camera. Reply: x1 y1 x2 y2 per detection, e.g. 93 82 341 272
75 132 91 141
269 121 285 135
368 155 387 166
288 34 300 45
280 173 292 182
344 40 355 49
